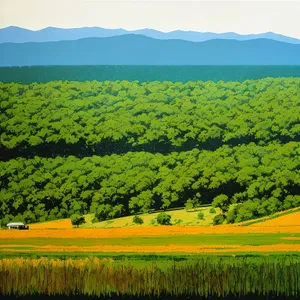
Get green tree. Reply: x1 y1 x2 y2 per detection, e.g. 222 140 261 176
226 206 239 224
212 194 230 214
157 213 171 225
185 195 201 211
70 214 86 228
94 204 112 222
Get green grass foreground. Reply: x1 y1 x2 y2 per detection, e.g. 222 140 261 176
1 256 300 297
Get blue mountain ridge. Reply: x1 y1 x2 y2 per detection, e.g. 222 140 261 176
1 35 300 66
1 26 300 44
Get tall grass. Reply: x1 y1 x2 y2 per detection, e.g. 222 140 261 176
0 256 300 297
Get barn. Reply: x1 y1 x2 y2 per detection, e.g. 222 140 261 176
7 222 29 230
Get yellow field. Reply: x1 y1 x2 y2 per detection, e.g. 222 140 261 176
1 209 299 255
250 211 300 227
28 219 73 229
2 224 300 239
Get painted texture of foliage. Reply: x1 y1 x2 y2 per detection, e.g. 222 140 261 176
0 78 299 226
1 78 299 156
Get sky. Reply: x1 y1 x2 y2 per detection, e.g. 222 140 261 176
0 0 300 38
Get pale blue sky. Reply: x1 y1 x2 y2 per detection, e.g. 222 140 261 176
1 0 300 38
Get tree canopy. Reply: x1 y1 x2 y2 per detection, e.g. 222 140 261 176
0 78 299 226
1 78 299 160
0 142 299 226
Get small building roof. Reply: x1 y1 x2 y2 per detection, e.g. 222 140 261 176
7 222 25 226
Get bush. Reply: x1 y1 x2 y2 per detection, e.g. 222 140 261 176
150 218 157 225
133 215 144 225
213 214 225 225
197 212 205 220
70 214 86 228
174 219 183 225
157 213 172 225
209 207 216 214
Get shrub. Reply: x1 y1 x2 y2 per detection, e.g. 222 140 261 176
209 207 216 214
133 215 144 225
213 214 225 225
197 212 205 220
150 218 157 225
70 214 86 228
175 219 183 225
157 213 172 225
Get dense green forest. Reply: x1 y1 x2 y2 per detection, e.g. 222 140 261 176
0 78 299 226
1 78 299 159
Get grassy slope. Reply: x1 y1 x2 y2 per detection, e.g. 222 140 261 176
77 206 300 228
27 205 300 229
82 206 220 228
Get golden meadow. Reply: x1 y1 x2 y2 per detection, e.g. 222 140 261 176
1 256 300 297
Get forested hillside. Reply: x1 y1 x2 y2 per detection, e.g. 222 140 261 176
0 78 299 226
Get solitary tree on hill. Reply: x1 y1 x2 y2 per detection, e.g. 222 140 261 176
70 214 86 228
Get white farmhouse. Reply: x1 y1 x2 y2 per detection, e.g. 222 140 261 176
7 222 29 230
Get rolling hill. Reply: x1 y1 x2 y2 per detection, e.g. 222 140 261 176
1 35 300 66
26 206 300 229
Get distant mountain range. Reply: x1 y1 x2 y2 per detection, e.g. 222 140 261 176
1 26 300 44
1 35 300 66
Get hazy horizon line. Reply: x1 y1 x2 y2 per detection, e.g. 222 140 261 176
1 25 299 39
